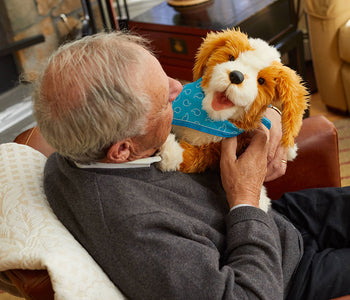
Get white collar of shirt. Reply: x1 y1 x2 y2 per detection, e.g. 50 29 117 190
74 156 161 169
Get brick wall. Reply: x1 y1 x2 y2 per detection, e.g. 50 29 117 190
2 0 102 80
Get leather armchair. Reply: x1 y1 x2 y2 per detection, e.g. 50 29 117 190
305 0 350 113
2 115 348 299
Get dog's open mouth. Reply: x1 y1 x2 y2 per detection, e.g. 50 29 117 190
212 91 234 111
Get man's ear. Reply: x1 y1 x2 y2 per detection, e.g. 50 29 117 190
105 140 132 163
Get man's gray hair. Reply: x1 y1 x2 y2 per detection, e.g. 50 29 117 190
33 31 151 164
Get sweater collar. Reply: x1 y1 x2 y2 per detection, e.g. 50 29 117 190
74 155 161 169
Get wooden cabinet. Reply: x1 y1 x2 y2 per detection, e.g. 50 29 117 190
129 0 304 81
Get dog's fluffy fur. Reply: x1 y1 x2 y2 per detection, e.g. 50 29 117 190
157 29 308 212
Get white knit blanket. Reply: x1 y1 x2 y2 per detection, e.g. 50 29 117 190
0 143 126 299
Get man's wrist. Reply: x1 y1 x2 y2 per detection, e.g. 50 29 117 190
227 195 260 210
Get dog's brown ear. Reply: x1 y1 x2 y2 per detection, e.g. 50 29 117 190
273 63 309 148
193 31 229 81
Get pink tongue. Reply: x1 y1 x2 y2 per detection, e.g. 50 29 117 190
211 91 234 111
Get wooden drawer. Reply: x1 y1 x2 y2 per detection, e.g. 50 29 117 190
130 25 206 80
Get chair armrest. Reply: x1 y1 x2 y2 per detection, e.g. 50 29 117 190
14 127 55 158
266 115 341 200
339 19 350 63
5 270 54 300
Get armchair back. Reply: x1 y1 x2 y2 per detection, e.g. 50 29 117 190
305 0 350 113
1 115 342 299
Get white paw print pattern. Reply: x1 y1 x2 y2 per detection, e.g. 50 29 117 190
172 79 205 122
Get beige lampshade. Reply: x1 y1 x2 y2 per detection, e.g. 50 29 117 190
167 0 212 7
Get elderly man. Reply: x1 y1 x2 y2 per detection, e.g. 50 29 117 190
34 32 350 300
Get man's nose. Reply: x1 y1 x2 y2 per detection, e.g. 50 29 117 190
169 78 183 102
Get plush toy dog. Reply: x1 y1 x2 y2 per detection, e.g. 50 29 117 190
157 28 308 211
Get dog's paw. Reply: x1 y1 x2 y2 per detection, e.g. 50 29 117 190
287 144 298 161
259 186 271 213
156 133 184 172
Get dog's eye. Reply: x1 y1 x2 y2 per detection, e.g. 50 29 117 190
258 77 265 85
229 55 235 61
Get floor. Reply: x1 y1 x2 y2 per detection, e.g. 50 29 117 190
0 293 22 300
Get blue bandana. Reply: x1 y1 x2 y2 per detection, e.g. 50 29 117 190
172 78 271 138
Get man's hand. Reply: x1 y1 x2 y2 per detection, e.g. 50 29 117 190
220 126 269 209
264 107 288 182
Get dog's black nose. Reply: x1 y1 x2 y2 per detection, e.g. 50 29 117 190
229 71 244 84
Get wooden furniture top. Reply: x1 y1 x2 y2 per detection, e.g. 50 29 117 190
130 0 295 43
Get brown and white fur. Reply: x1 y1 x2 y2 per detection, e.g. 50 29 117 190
157 29 308 212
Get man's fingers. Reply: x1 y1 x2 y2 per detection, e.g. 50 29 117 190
267 137 280 163
221 137 238 160
244 127 269 157
265 146 288 182
263 106 283 163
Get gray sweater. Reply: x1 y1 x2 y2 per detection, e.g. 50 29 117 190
44 153 303 300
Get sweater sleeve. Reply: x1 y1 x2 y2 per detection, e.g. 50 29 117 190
106 206 283 300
